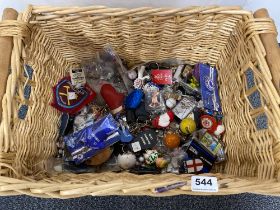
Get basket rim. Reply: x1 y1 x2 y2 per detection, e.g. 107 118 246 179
30 5 252 14
0 172 279 198
27 5 252 23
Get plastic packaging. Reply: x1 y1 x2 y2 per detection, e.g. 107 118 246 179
64 114 120 164
144 90 166 114
172 96 197 120
83 46 132 103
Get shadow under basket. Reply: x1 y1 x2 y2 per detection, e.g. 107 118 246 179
0 5 280 198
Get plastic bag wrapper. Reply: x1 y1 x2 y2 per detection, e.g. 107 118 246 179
144 90 166 114
198 64 222 113
165 148 187 174
161 86 182 101
64 114 120 164
82 61 101 80
69 68 87 89
199 132 222 156
101 45 133 91
45 156 94 175
216 147 226 163
62 162 96 174
100 155 122 172
172 96 197 120
153 130 167 154
84 45 133 93
73 105 107 132
215 139 226 163
44 157 64 175
82 61 103 105
73 107 94 132
178 80 201 100
49 159 97 174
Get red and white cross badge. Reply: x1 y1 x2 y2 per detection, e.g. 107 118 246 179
185 158 203 173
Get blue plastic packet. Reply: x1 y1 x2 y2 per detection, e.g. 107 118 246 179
199 63 222 113
114 114 133 143
119 126 133 143
64 114 120 164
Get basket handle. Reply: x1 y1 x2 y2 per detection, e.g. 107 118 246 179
254 8 280 95
0 8 18 121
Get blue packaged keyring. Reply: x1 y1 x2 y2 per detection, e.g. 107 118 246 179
199 63 222 113
64 114 120 164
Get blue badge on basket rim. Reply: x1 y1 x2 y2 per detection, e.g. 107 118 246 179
18 64 34 120
24 85 32 100
255 113 268 130
18 105 28 120
245 68 255 89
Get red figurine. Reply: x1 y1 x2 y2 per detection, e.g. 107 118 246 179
100 84 125 114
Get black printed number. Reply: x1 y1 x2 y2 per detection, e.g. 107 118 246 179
195 178 212 186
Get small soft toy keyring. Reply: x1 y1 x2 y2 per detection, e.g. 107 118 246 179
152 111 175 129
117 145 137 170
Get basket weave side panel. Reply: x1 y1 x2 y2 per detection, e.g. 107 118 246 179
11 24 72 176
245 16 280 181
216 19 261 178
0 11 33 178
0 8 72 176
216 15 280 180
35 13 243 67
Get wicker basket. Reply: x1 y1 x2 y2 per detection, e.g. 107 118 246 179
0 5 280 198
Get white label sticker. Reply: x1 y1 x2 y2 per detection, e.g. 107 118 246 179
191 176 218 192
70 68 86 88
131 141 141 152
68 92 77 100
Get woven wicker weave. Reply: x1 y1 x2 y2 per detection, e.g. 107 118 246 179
0 5 280 198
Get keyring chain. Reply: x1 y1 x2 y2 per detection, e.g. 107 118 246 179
128 120 151 135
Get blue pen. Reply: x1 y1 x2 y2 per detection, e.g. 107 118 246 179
153 182 186 193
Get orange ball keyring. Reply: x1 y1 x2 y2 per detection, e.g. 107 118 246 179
163 132 181 149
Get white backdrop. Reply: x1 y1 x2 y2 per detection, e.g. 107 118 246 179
0 0 279 40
